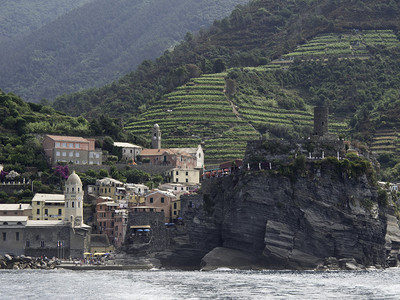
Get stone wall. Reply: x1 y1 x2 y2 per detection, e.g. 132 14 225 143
70 163 172 175
124 212 169 255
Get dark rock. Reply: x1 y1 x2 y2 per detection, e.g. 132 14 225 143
201 247 267 271
181 160 389 270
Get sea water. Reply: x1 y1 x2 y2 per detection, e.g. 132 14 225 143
0 268 399 299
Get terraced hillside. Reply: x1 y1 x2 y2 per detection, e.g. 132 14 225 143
126 69 349 164
125 73 259 163
274 30 400 65
371 129 400 155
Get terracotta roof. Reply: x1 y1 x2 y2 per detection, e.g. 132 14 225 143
45 135 90 143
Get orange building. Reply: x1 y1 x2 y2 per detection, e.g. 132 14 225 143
142 190 177 222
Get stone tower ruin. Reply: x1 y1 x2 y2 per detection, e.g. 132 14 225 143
314 106 328 136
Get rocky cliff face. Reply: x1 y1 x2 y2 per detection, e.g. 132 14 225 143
182 160 393 270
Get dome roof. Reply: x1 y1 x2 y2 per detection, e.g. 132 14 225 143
66 170 82 185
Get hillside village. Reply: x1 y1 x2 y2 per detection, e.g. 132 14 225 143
0 122 226 259
2 0 400 272
1 106 399 265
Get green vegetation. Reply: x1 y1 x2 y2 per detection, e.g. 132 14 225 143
0 0 90 44
0 0 249 102
126 74 259 161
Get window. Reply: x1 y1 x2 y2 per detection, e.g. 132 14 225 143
78 202 80 208
36 209 40 215
186 179 189 183
62 143 67 147
45 209 48 215
186 171 188 176
72 187 75 192
66 202 68 208
40 241 45 248
69 143 73 148
37 201 40 205
176 178 179 183
72 202 75 208
174 203 177 209
26 240 30 247
2 232 6 241
150 197 153 203
161 197 164 203
16 232 19 241
75 143 80 148
150 208 154 212
75 152 80 157
55 142 60 148
174 211 177 215
56 151 60 156
176 171 179 175
58 209 62 215
62 152 66 157
69 152 73 157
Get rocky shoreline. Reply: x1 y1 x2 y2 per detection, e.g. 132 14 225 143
0 254 58 270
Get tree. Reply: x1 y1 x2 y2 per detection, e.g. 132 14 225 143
213 59 226 73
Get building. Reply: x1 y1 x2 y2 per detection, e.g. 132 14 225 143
152 124 161 149
143 190 177 222
113 142 142 162
140 149 196 169
167 168 200 184
96 199 119 242
89 178 126 202
125 183 149 196
0 204 32 218
32 194 64 220
171 145 204 169
0 171 90 258
43 135 102 165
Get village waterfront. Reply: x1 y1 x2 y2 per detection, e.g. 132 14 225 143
1 268 400 299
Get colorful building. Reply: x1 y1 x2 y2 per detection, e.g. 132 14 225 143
43 135 102 165
32 194 64 220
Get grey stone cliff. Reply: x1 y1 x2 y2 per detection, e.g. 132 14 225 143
181 160 392 270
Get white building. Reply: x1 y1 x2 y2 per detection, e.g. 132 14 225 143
113 142 142 162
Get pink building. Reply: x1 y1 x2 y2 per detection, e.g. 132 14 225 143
141 190 177 222
95 197 128 247
43 135 102 165
140 149 196 169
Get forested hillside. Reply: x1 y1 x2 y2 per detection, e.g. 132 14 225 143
0 0 90 44
52 0 400 118
0 0 249 102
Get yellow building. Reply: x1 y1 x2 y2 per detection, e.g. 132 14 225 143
168 168 200 184
31 193 65 220
171 198 181 221
96 178 125 201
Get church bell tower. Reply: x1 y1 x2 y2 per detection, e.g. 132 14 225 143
64 171 84 227
152 124 161 149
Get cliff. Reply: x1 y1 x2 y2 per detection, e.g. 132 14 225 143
181 158 395 270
